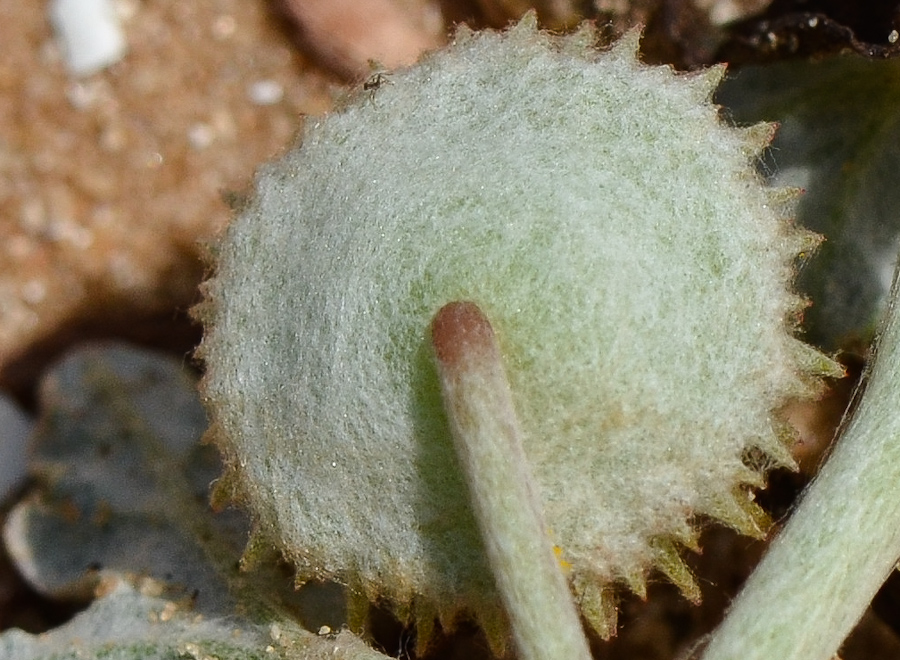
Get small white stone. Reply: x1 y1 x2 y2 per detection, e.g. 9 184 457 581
890 29 899 44
50 0 127 77
187 123 215 150
20 280 47 305
247 80 284 106
212 14 236 40
116 0 139 21
65 80 101 109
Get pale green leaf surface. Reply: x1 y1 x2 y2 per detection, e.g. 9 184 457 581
0 577 277 660
0 575 385 660
717 55 900 350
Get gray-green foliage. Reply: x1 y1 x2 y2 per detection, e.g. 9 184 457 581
701 262 900 656
0 578 275 660
717 54 900 351
0 345 386 660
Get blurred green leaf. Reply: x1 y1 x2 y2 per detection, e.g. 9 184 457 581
3 344 241 611
716 55 900 352
0 576 278 660
0 574 389 660
0 345 385 660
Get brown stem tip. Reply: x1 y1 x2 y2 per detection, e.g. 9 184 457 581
430 301 498 368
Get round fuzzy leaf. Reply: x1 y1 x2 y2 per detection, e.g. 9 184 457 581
201 16 840 643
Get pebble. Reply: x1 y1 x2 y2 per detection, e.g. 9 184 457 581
50 0 127 76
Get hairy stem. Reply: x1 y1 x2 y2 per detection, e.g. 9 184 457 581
431 301 592 660
701 280 900 660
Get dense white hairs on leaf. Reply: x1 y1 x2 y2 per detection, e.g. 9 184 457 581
202 15 837 638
